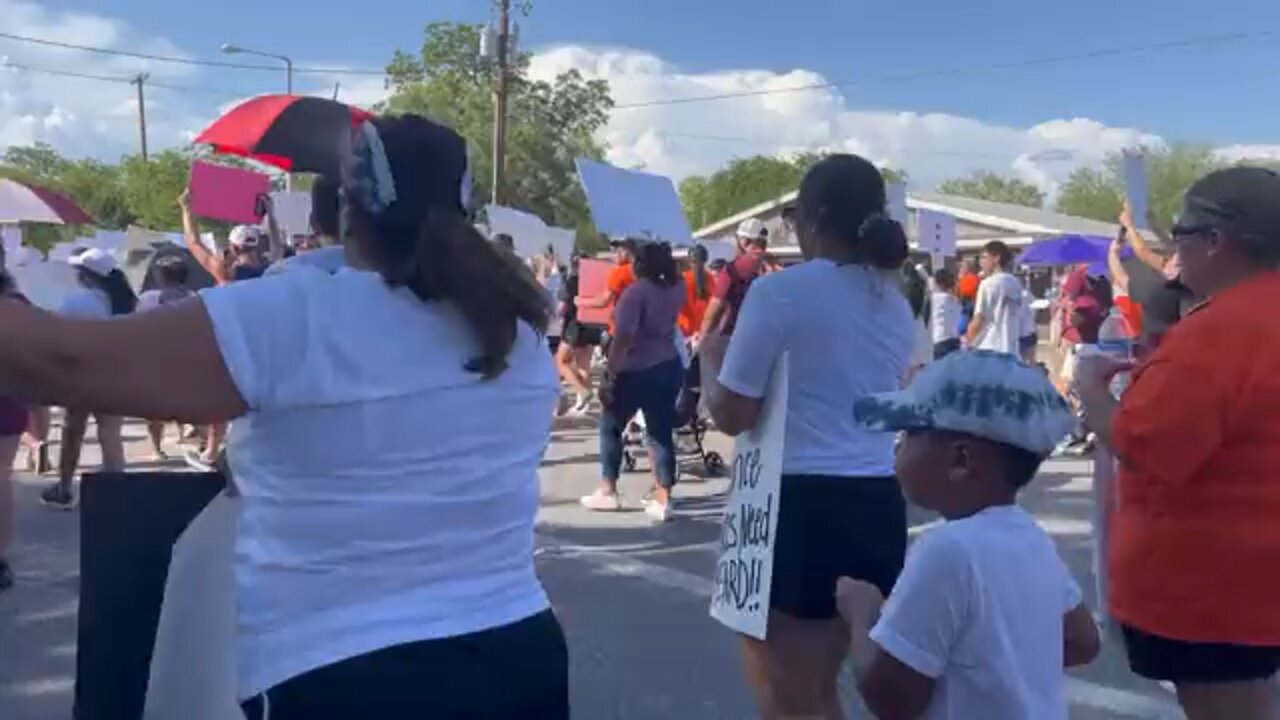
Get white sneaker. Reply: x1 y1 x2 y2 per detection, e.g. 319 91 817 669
643 498 672 523
569 391 595 416
580 491 622 512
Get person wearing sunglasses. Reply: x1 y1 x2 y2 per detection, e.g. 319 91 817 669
1076 166 1280 720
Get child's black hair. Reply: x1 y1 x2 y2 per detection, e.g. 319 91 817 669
997 441 1046 489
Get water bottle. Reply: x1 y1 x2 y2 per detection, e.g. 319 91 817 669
1096 306 1135 397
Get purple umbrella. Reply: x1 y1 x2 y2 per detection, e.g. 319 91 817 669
1018 234 1113 266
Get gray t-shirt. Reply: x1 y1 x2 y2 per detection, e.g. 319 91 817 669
612 278 683 372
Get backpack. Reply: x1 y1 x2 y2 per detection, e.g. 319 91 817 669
719 255 766 335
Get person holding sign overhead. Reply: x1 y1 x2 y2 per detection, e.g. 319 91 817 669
701 154 915 719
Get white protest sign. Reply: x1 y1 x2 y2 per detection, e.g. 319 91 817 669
576 158 693 247
916 209 957 268
1123 152 1148 230
886 182 908 226
710 353 789 640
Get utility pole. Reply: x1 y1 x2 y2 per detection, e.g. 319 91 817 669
491 0 511 206
132 73 149 160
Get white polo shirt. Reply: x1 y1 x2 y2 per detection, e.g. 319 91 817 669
200 265 559 699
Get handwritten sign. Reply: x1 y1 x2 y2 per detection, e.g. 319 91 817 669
710 353 789 640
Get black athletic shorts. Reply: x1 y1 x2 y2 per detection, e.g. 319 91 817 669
240 610 568 719
1122 624 1280 684
770 474 907 620
564 321 603 348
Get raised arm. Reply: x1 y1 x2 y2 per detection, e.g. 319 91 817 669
262 193 285 265
1119 202 1166 273
179 190 231 286
1108 233 1130 295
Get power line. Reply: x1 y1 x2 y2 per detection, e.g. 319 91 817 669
653 130 1072 161
0 31 387 76
614 29 1276 109
0 60 133 84
0 59 280 99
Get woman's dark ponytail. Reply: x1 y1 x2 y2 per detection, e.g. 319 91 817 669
691 244 709 299
404 211 550 379
79 268 137 315
857 214 909 271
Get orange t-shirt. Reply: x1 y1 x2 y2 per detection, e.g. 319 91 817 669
1114 295 1143 337
956 272 979 302
605 262 635 333
677 269 714 338
1110 272 1280 644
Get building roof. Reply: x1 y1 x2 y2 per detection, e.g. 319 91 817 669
693 188 1139 246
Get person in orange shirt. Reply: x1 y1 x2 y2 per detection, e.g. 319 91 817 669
677 244 714 341
1078 167 1280 720
583 239 635 336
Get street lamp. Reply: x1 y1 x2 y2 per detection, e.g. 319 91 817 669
221 43 294 96
223 43 295 192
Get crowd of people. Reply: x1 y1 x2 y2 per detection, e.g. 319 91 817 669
0 106 1277 719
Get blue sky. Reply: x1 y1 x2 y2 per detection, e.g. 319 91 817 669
53 0 1280 145
5 0 1279 191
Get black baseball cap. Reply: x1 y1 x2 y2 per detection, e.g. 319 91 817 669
1175 167 1280 240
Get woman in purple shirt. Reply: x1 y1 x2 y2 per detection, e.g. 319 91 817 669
581 241 686 522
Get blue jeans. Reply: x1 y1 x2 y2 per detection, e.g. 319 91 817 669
599 357 683 489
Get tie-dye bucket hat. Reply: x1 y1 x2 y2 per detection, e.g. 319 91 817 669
854 350 1074 456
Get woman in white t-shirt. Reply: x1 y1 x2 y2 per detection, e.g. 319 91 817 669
39 248 136 510
700 154 915 719
0 115 568 718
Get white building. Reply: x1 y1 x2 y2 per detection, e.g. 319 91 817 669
694 189 1137 257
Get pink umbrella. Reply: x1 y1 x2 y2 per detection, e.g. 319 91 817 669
0 177 94 225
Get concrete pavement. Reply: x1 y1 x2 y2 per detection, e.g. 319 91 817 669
0 417 1186 719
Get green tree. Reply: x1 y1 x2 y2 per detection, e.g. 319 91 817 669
679 153 908 231
384 22 613 250
3 142 71 184
57 159 133 229
938 170 1045 208
1055 143 1230 224
119 150 193 231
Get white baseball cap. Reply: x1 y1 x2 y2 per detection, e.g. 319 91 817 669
854 350 1074 456
736 218 768 241
229 225 262 249
67 248 119 278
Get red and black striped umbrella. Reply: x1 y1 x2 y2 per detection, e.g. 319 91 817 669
194 94 373 177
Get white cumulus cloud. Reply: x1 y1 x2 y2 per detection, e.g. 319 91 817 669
0 2 1265 207
528 45 1171 196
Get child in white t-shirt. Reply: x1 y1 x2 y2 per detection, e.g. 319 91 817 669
840 350 1100 720
929 269 962 360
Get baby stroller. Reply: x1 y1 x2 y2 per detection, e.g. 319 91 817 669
621 353 726 475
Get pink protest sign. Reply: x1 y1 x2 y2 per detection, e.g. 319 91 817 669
188 161 270 225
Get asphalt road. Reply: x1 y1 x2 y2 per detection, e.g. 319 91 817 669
0 417 1186 719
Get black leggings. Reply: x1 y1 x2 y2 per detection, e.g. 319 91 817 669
240 611 568 720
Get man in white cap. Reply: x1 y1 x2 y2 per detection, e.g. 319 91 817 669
699 218 769 338
837 350 1100 719
178 189 283 286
